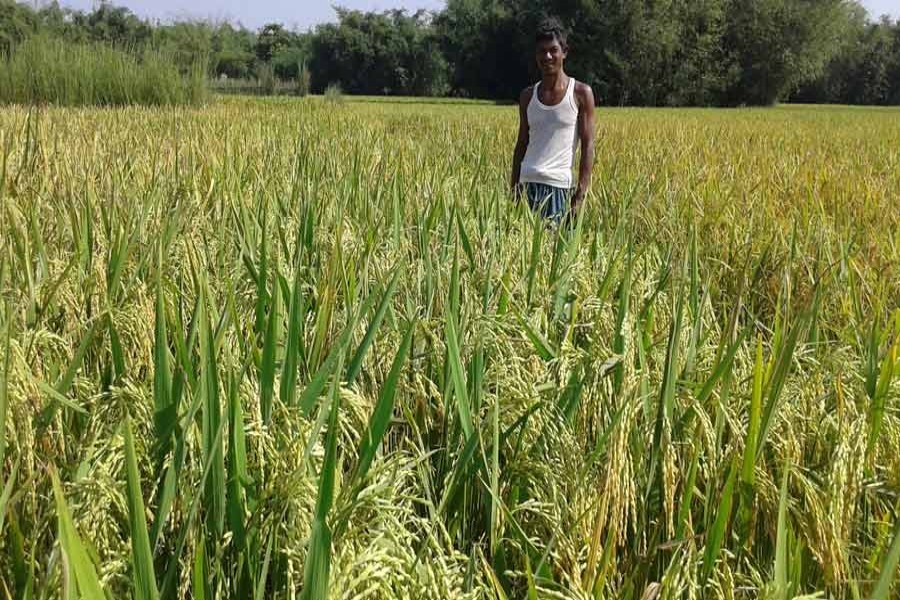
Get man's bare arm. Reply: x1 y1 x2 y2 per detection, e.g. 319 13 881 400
573 82 596 212
510 87 532 194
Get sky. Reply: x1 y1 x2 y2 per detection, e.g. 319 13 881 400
52 0 900 30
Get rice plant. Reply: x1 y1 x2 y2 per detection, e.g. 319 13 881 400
0 97 897 598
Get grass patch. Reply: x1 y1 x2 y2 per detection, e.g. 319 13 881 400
0 35 207 107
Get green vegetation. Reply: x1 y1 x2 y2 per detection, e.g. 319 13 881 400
0 35 206 107
324 83 344 105
2 0 899 105
0 97 897 597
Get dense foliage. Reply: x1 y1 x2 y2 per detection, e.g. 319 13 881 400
2 0 898 105
309 9 448 96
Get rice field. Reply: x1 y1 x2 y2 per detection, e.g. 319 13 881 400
0 97 898 598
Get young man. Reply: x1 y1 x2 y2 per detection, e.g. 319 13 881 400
511 18 596 223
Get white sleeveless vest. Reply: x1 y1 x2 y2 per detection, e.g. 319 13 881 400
520 76 579 189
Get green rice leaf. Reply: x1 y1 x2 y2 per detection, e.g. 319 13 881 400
123 419 159 600
612 248 633 393
259 274 280 425
192 528 210 600
867 336 896 460
513 310 556 362
774 464 790 599
345 268 401 384
675 437 701 542
300 520 332 600
51 468 106 600
254 206 269 339
159 418 226 599
445 309 473 439
106 314 125 382
254 525 276 600
226 371 248 549
301 363 342 600
56 320 100 397
152 257 174 468
0 458 18 536
280 251 306 408
354 320 414 484
742 338 765 486
198 282 225 539
702 456 738 584
37 378 87 414
696 327 750 406
525 214 543 307
1 313 11 467
870 510 900 600
298 321 352 417
756 311 809 463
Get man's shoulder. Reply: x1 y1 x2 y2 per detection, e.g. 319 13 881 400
574 80 594 98
518 86 533 106
573 80 596 106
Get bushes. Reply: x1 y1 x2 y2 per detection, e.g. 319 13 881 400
255 62 276 95
309 9 449 96
296 62 310 97
324 82 344 104
0 35 207 107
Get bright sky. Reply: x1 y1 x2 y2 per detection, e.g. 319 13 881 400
864 0 900 19
53 0 899 30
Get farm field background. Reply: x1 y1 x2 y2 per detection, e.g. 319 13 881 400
0 97 899 598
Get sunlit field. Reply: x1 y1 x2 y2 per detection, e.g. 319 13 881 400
0 97 898 598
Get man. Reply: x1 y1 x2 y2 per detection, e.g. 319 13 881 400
511 18 595 223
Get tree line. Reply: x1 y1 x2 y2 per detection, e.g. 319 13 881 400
2 0 898 105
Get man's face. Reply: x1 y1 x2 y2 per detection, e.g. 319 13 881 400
536 38 567 76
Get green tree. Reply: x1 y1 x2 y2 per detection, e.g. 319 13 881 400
0 0 38 55
669 0 733 106
255 23 291 63
722 0 851 105
853 18 898 104
890 20 900 103
72 1 152 48
271 36 310 80
791 4 869 103
211 23 256 79
154 22 212 73
309 9 448 96
435 0 522 98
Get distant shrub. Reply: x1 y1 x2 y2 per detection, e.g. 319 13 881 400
324 82 343 104
256 62 276 96
0 35 207 107
296 62 311 97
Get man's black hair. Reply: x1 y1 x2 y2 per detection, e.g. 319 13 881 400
536 17 567 48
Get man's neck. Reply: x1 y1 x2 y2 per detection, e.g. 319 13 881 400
540 70 569 90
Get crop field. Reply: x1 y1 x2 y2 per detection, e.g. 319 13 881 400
0 97 898 599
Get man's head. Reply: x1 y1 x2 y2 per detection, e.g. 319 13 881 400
535 17 568 77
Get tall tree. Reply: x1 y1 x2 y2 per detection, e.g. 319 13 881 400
255 23 292 63
211 23 256 79
73 1 152 47
310 9 448 96
722 0 852 105
669 0 733 106
0 0 38 55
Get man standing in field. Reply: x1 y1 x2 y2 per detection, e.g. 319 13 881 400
511 18 596 223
